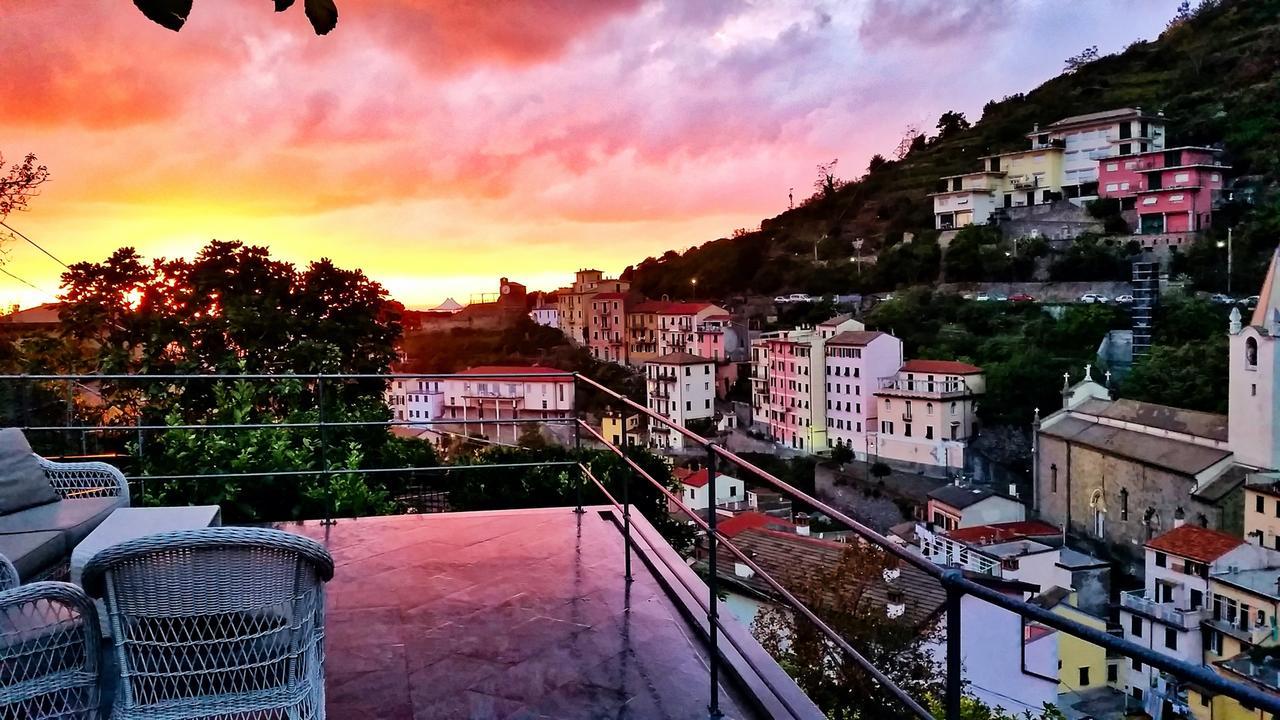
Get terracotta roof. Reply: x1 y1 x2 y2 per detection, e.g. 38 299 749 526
717 529 947 630
592 292 628 301
716 512 796 538
1072 397 1227 442
825 331 886 347
945 521 1061 545
0 303 61 324
1039 415 1230 477
630 301 717 315
649 352 712 365
458 366 570 382
900 359 983 375
679 468 710 488
1146 525 1244 563
818 314 854 326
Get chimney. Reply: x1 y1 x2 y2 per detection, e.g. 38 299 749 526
1173 506 1186 529
795 512 811 536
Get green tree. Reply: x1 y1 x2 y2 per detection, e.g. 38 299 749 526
57 241 426 521
1122 336 1229 413
936 111 971 139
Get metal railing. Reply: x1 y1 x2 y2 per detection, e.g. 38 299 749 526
1119 590 1209 629
5 370 1280 719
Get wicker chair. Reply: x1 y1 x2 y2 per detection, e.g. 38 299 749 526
81 528 334 720
0 581 102 720
0 554 17 592
36 457 131 506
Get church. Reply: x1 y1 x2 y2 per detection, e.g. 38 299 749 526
1032 249 1280 572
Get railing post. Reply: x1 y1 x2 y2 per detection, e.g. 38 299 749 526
706 441 723 719
63 380 73 459
945 576 963 720
573 376 583 514
318 374 335 526
622 412 632 584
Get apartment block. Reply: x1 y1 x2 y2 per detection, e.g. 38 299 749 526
873 359 984 473
556 269 629 347
645 352 716 451
823 330 903 459
756 316 862 452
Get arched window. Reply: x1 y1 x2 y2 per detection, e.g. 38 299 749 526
1089 490 1106 538
1247 337 1259 368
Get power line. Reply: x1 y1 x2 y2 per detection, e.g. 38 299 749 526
0 265 55 298
0 220 70 270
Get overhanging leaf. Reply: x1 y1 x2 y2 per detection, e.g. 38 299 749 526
133 0 193 31
304 0 338 35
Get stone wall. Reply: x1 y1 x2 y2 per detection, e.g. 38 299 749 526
1035 434 1227 568
998 200 1104 241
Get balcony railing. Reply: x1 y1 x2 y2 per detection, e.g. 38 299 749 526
878 378 972 398
4 370 1280 719
1120 590 1209 629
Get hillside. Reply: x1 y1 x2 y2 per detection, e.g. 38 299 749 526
628 0 1280 301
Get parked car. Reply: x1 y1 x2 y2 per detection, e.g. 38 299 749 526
773 295 790 304
1115 294 1135 304
1246 295 1261 308
1079 293 1110 304
975 293 992 302
991 293 1009 302
1008 293 1036 303
1209 293 1235 305
788 293 814 303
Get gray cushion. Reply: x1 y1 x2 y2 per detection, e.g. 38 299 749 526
0 531 66 581
0 497 122 546
0 428 58 514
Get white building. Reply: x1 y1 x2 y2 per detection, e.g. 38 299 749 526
1118 524 1278 708
824 330 903 459
386 377 444 426
672 467 745 511
645 352 715 451
916 520 1073 591
529 304 559 329
874 359 985 474
1034 107 1167 190
926 485 1026 530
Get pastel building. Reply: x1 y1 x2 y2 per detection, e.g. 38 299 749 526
1098 146 1229 237
1229 251 1280 473
1192 564 1280 719
873 360 985 474
823 330 903 459
556 269 629 346
672 467 745 511
588 292 629 364
440 366 575 444
529 303 559 329
932 107 1168 230
759 316 863 452
1120 525 1278 714
645 352 715 451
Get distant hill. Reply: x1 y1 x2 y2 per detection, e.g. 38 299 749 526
628 0 1280 302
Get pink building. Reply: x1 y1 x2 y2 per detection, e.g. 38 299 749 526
629 301 738 363
588 292 629 364
824 331 904 460
1097 146 1229 239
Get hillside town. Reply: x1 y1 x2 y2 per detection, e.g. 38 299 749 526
10 2 1280 719
375 105 1280 718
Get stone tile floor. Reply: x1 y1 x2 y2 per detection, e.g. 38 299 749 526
277 507 759 719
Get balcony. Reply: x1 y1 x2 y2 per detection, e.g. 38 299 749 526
5 370 1280 720
877 378 972 399
1120 590 1209 629
1205 616 1276 646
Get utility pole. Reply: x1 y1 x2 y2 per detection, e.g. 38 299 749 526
1228 226 1234 295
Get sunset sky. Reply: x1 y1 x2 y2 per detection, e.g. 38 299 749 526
3 0 1173 309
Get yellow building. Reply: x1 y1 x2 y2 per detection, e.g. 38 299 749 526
976 147 1066 208
1244 474 1280 551
601 411 643 447
1036 589 1112 695
1187 567 1280 719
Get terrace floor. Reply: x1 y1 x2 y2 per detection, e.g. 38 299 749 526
274 507 766 720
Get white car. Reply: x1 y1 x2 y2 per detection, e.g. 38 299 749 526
1209 293 1235 305
1079 293 1110 304
1115 294 1135 304
773 296 790 304
787 293 814 303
